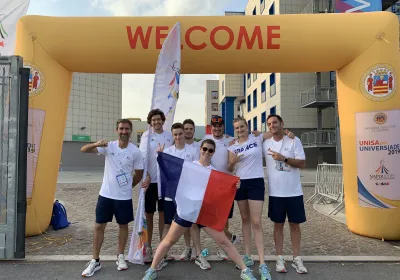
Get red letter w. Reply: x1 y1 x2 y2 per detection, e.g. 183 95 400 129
126 26 153 49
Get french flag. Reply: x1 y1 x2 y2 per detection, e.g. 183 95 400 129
157 152 238 231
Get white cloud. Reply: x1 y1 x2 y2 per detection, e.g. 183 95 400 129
91 0 231 125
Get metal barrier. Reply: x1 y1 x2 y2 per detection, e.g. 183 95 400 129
306 163 344 215
0 56 29 259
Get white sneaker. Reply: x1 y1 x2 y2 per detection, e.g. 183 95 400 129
179 246 192 260
231 234 239 245
195 254 211 270
292 256 308 274
82 259 101 277
155 257 168 271
276 255 287 273
144 246 153 264
190 248 197 261
116 254 128 271
217 249 228 260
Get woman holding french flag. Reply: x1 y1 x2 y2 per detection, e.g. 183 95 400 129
142 139 258 280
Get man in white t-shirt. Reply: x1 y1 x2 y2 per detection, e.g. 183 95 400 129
177 119 200 260
262 114 308 275
139 109 173 263
156 122 202 270
80 119 144 277
200 115 238 260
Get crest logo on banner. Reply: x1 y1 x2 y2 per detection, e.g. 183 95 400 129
128 22 181 265
360 64 396 102
24 61 46 97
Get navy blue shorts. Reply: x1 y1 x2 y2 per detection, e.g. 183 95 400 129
95 195 133 225
235 178 265 201
268 195 307 224
164 200 176 225
174 214 204 229
145 183 164 214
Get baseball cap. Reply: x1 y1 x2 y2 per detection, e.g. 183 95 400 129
211 115 224 125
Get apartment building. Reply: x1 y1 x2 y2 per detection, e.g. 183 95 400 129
204 80 220 127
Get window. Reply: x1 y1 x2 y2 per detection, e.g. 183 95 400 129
330 71 336 87
248 120 251 129
261 0 265 14
253 116 258 131
247 73 251 88
222 81 225 96
261 112 266 132
211 103 218 111
253 73 257 81
270 73 276 97
261 80 266 103
253 89 257 108
269 2 275 15
270 106 276 115
253 7 256 15
211 91 218 99
247 95 251 112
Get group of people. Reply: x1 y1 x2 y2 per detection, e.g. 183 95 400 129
80 109 309 280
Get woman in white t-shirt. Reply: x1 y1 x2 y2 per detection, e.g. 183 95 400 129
227 116 294 279
142 139 257 280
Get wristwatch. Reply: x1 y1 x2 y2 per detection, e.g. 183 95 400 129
284 158 288 163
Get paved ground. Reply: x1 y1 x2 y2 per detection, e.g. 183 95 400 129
24 169 400 257
0 261 399 280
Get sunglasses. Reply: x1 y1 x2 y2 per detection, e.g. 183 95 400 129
211 117 223 123
202 147 215 153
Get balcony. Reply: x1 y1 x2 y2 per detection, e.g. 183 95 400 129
301 130 336 148
301 86 336 108
301 0 335 14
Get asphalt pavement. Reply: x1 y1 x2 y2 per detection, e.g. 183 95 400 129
0 261 399 280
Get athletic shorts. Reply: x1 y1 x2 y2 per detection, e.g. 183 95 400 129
164 200 176 225
235 178 265 201
144 183 164 214
174 214 204 229
95 195 133 225
268 195 307 224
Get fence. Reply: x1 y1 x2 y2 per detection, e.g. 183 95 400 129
306 163 344 215
0 56 29 259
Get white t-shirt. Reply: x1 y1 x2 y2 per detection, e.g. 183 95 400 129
262 136 306 197
186 141 201 159
139 130 173 183
164 144 199 162
228 134 264 179
163 144 199 200
200 134 235 174
193 160 216 170
97 141 144 200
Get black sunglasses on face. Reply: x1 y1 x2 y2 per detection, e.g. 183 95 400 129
202 147 214 153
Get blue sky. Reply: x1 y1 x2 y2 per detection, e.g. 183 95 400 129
26 0 249 126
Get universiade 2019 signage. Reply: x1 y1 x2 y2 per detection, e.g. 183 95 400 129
126 25 281 50
14 13 400 240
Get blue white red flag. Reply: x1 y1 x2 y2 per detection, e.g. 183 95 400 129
157 152 238 232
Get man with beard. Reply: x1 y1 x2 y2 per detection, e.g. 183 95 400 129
200 115 238 260
140 109 174 263
81 119 144 277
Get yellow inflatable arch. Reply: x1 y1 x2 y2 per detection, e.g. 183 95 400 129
15 12 400 239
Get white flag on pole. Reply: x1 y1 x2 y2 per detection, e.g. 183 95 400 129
128 22 181 265
0 0 30 56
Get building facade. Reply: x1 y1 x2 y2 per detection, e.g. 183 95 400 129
60 73 122 171
204 80 220 128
